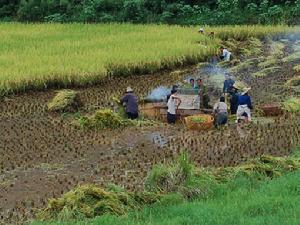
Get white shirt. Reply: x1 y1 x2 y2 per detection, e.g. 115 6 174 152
167 95 177 115
213 102 228 114
222 49 231 61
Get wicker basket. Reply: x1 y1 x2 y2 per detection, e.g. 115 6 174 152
257 103 283 116
184 114 214 131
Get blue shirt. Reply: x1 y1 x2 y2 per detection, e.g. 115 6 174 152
238 94 252 109
223 79 235 93
120 93 138 113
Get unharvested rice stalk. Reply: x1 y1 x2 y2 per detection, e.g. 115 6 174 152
229 58 257 73
240 37 262 57
285 76 300 87
293 64 300 72
47 90 78 112
269 41 285 58
0 24 293 95
253 66 281 78
258 58 279 69
282 51 300 63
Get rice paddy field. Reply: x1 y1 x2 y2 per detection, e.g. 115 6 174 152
0 23 292 95
1 24 300 224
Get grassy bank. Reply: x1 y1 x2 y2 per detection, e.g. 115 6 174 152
0 24 291 95
31 152 300 225
32 170 300 225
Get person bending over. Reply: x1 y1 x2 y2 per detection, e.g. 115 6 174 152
120 87 139 119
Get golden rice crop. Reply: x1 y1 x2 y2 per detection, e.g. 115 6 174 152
0 23 294 95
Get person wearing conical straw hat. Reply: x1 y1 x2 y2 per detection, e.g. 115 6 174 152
198 27 204 33
120 87 138 120
236 87 253 123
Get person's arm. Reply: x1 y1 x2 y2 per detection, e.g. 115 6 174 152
248 97 253 110
120 95 127 104
172 96 182 108
213 103 218 114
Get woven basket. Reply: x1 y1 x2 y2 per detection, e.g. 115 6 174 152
185 114 214 131
258 103 283 116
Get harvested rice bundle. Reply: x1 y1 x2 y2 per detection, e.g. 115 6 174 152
47 90 79 112
282 98 300 113
38 184 159 221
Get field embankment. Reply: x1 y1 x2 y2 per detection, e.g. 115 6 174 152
0 24 291 95
32 153 300 225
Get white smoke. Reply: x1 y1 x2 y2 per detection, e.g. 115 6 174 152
146 86 171 101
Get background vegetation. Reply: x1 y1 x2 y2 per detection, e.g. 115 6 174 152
1 0 300 25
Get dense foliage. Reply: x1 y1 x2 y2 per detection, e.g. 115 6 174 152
1 0 300 25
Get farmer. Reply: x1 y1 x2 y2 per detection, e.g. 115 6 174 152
230 84 239 115
167 85 178 102
220 47 232 61
213 96 228 127
198 27 204 34
195 78 210 109
190 78 195 88
120 87 139 120
167 89 182 124
223 75 235 94
236 87 253 123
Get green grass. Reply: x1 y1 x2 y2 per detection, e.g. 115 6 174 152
32 170 300 225
0 23 291 95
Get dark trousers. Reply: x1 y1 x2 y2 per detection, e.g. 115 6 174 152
127 112 138 120
167 112 176 124
214 113 228 127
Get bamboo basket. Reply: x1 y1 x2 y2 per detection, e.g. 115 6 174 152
184 114 214 131
257 103 283 116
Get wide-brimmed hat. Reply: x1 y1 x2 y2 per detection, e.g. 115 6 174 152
242 87 251 95
232 83 239 89
126 87 133 92
199 28 204 32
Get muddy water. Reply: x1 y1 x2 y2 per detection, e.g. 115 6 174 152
1 38 300 224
